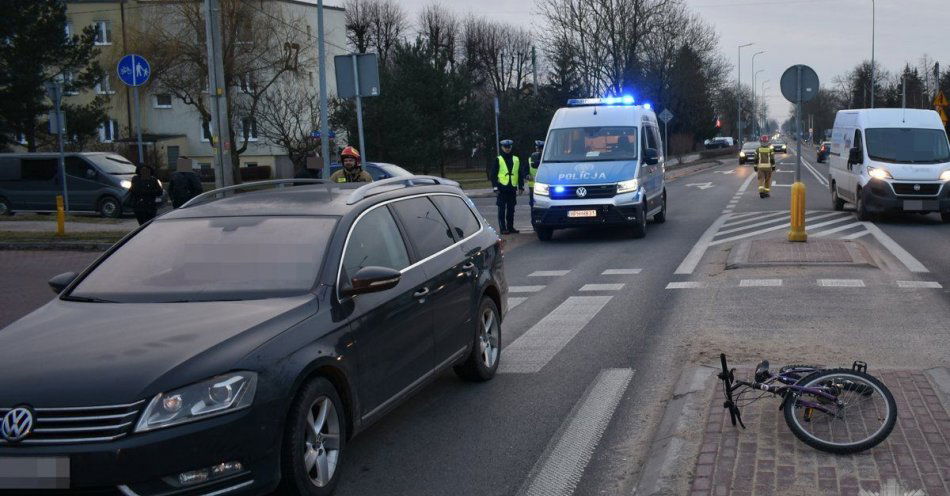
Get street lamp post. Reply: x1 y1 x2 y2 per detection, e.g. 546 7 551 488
737 43 753 143
753 69 764 137
870 0 875 108
759 79 770 136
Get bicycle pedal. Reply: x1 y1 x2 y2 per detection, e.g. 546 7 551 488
852 360 868 373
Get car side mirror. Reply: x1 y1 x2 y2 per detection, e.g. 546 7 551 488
643 148 659 166
341 266 401 297
48 272 77 294
849 147 862 165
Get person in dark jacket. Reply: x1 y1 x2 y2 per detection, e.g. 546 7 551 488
168 157 203 208
488 139 526 234
129 165 163 225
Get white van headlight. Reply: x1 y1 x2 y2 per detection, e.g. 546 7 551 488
940 170 950 182
534 183 550 196
120 180 132 189
617 179 640 194
867 166 892 180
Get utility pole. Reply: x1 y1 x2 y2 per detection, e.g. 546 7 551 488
317 0 331 177
531 46 539 96
46 82 69 212
351 54 366 163
870 0 875 108
737 43 753 143
204 0 234 188
902 76 907 108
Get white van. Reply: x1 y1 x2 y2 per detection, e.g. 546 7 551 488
531 98 666 241
828 109 950 222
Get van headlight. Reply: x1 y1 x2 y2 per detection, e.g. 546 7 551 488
867 166 892 180
940 170 950 182
739 152 746 158
120 180 132 189
617 178 640 194
534 182 549 196
135 372 257 432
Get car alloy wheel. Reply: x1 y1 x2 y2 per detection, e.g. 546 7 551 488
304 396 341 488
454 298 501 382
99 197 120 218
479 306 499 369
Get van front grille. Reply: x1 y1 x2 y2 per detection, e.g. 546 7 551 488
891 183 941 196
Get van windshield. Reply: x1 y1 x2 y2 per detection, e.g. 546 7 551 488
85 154 137 174
865 128 950 164
543 126 638 163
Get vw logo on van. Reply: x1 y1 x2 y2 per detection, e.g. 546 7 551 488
913 184 921 191
575 187 588 198
1 407 34 442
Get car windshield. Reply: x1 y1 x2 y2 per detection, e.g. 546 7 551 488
742 142 759 151
543 126 638 162
772 140 786 145
85 154 137 174
69 216 336 303
865 128 950 164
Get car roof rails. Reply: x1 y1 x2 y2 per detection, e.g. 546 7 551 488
180 179 332 209
346 176 460 205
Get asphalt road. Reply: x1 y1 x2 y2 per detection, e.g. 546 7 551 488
1 150 948 495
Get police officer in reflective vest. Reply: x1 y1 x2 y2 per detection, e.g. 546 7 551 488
527 140 544 207
755 135 775 198
329 146 373 183
489 139 526 234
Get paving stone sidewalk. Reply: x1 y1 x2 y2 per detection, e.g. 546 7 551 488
690 370 950 496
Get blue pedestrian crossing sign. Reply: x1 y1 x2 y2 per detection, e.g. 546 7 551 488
117 54 151 87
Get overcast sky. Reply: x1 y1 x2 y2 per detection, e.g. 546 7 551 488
378 0 949 123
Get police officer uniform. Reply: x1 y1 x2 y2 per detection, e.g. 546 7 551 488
755 136 776 198
489 139 526 234
527 140 544 207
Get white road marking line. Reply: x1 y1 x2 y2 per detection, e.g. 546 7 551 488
499 296 612 374
818 279 865 287
516 368 634 496
710 212 850 246
841 230 870 240
861 222 930 273
739 279 783 287
801 157 830 187
717 211 845 236
508 297 528 310
896 281 943 289
725 211 765 221
810 222 866 237
602 268 642 275
721 210 732 214
675 173 755 275
737 171 756 193
530 270 570 277
666 281 705 289
508 285 546 293
579 283 625 291
721 211 789 227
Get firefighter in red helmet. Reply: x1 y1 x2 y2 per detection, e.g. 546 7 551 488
330 146 373 183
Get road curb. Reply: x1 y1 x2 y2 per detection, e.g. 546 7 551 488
924 366 950 410
0 242 112 252
632 364 718 496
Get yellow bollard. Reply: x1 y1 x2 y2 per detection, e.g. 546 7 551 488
55 195 65 236
787 182 807 242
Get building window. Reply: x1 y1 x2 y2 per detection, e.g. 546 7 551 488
98 119 119 143
241 118 258 141
201 119 213 142
154 94 173 108
95 75 114 94
93 20 112 45
62 71 78 95
16 131 27 145
245 162 258 168
65 21 73 40
198 162 211 170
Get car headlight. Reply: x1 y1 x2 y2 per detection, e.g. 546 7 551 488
534 182 549 196
617 178 640 194
135 372 257 432
120 180 132 189
940 170 950 182
867 166 892 180
739 152 746 157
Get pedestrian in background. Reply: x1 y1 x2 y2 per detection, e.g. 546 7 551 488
489 139 525 234
168 157 202 208
754 135 775 198
527 140 544 208
130 165 162 225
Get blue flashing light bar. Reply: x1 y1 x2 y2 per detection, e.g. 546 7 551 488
553 186 566 194
621 95 635 105
566 96 638 107
643 103 652 110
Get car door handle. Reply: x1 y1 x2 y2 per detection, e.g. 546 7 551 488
413 287 430 299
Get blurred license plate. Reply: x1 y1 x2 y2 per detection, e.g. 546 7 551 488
903 200 923 211
0 457 69 489
568 210 597 218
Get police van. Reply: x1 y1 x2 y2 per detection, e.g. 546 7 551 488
828 108 950 222
531 97 666 241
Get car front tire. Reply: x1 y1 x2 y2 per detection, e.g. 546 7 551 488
536 227 553 241
630 202 647 238
0 196 12 216
454 297 501 382
280 377 347 496
831 182 845 211
653 190 667 223
854 188 872 221
98 196 121 218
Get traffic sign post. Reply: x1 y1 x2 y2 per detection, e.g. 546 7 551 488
780 64 819 243
44 82 69 214
335 53 380 163
658 109 674 161
117 54 150 167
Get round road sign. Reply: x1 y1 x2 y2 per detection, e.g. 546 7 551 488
780 65 819 103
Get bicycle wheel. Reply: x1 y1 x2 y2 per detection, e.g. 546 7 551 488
783 368 896 454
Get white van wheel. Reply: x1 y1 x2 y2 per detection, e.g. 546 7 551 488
831 182 845 211
854 188 872 221
98 196 121 218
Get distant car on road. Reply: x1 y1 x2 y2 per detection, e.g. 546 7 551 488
738 142 760 165
816 141 832 163
328 162 412 181
771 139 788 153
0 177 507 495
704 137 734 149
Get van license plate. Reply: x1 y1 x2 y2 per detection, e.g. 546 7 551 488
903 200 923 211
568 210 597 218
0 457 69 489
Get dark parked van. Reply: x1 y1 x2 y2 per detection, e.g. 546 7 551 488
0 152 155 217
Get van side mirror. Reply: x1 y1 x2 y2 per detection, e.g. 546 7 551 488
848 147 862 165
341 266 401 297
48 272 77 294
643 148 659 166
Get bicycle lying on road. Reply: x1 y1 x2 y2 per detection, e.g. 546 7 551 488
718 353 897 454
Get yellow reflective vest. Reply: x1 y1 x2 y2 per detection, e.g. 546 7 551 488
527 156 539 187
756 146 775 169
497 156 520 187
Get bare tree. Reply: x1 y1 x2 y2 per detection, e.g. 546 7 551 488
462 18 532 97
133 0 311 181
255 79 319 172
344 0 407 64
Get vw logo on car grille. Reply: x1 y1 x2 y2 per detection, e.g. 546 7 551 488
1 407 34 442
913 184 921 191
575 187 588 198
